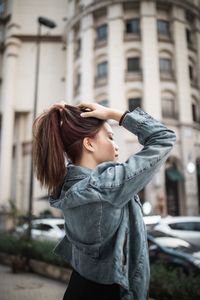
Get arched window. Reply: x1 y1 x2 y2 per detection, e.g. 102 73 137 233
96 24 108 41
161 90 176 119
97 61 108 78
127 89 142 111
191 96 200 123
189 57 197 86
125 18 140 35
125 49 142 80
95 54 108 87
74 68 81 96
159 50 174 79
165 156 184 216
196 157 200 213
128 98 141 111
157 19 170 37
73 22 81 59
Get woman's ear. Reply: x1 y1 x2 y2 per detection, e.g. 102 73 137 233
82 137 95 152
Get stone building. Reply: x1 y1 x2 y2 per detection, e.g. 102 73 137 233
0 0 200 219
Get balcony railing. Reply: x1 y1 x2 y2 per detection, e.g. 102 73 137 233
162 110 179 120
95 76 108 87
125 70 142 82
160 70 175 81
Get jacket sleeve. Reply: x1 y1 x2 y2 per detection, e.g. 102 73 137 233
87 107 176 208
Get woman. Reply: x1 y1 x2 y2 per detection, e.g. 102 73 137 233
32 102 176 300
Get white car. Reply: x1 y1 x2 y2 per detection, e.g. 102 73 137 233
154 216 200 247
15 218 65 241
143 215 161 229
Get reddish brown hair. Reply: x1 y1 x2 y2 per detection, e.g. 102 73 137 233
32 104 105 195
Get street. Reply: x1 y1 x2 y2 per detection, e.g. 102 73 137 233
0 264 67 300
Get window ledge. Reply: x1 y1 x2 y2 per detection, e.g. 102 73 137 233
124 33 141 42
160 72 175 81
125 71 142 82
95 77 108 87
94 40 107 49
158 35 173 43
162 112 179 120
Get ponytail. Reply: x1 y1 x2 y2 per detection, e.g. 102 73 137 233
32 104 104 195
32 107 67 195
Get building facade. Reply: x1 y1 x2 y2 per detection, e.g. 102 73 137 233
0 0 200 219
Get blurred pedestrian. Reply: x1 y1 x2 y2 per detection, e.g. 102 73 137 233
32 102 176 300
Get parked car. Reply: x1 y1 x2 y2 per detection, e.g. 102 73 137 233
154 216 200 247
143 215 161 229
15 218 65 241
147 230 200 275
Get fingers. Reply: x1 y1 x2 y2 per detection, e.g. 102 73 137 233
80 111 95 118
77 102 96 111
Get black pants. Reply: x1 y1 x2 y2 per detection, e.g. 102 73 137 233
63 269 121 300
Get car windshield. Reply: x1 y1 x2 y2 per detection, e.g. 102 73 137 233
57 224 64 230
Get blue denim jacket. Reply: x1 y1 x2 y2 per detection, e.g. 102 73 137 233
49 108 176 300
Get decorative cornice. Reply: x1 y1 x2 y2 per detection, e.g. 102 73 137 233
11 34 62 43
65 0 200 31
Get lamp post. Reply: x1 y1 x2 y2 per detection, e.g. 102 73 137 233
27 17 56 239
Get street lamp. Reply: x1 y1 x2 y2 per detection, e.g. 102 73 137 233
27 17 56 239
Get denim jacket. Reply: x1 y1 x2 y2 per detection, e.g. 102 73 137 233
49 108 176 300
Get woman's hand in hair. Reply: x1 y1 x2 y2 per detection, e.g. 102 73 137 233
78 102 124 122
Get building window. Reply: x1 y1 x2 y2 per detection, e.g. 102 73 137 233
0 0 6 17
74 72 81 94
127 57 140 72
96 24 107 41
186 28 193 47
162 98 176 119
192 103 197 122
75 38 81 58
98 99 109 107
189 65 194 81
126 18 140 34
159 58 172 74
128 98 141 111
192 98 200 123
157 20 170 36
97 61 108 78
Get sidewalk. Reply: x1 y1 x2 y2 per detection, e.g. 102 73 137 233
0 264 67 300
0 264 155 300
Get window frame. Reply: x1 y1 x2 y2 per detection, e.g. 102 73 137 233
157 19 170 36
96 61 108 79
125 18 140 34
96 24 108 41
128 97 142 111
127 57 140 72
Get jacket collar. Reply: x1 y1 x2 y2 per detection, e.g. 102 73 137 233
66 163 92 180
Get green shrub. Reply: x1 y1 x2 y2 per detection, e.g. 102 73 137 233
0 233 71 269
150 263 200 300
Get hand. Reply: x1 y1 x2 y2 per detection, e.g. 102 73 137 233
78 103 111 120
78 102 124 122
